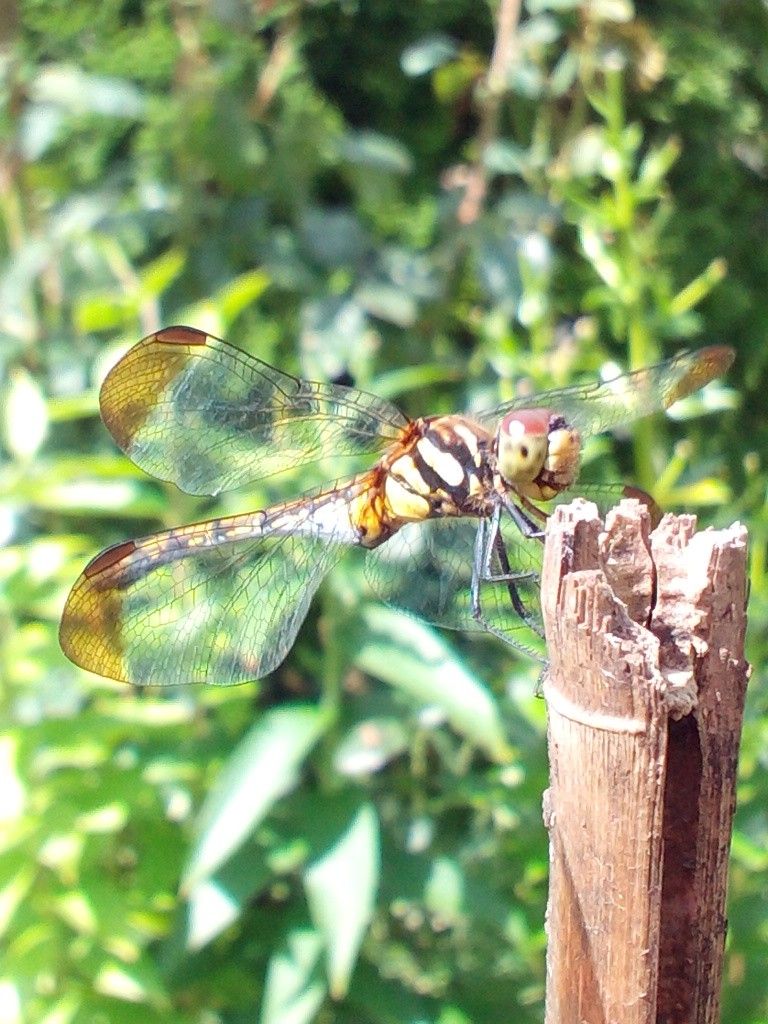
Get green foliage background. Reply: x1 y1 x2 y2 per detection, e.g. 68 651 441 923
2 0 767 1021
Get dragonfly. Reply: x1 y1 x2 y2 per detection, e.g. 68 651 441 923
59 326 734 686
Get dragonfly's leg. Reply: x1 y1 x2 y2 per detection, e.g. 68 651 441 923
480 501 540 589
478 506 532 621
471 508 544 641
470 515 515 641
501 494 545 541
491 525 544 638
470 515 490 623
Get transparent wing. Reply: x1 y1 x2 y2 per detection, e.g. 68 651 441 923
478 345 734 437
100 325 409 495
60 499 357 686
364 516 546 659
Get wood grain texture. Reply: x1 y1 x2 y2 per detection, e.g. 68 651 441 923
540 498 749 1024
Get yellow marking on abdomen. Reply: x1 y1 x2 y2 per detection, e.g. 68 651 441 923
416 437 464 487
384 476 431 521
348 490 389 547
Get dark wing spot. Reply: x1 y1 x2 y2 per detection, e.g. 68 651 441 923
155 325 209 346
85 540 138 577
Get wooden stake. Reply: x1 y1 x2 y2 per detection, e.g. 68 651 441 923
540 498 749 1024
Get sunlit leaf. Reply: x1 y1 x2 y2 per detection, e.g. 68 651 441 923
0 737 25 824
339 131 413 175
483 140 527 175
217 268 271 323
590 0 634 22
519 15 562 46
93 957 164 1004
526 0 581 9
2 368 48 460
182 705 329 890
0 981 21 1024
31 65 146 117
425 856 464 924
550 50 579 96
0 857 34 936
19 103 65 160
260 926 326 1024
355 279 417 327
303 802 380 998
74 294 137 333
400 35 458 76
139 249 186 297
666 479 731 506
185 849 272 950
580 223 623 288
355 606 511 760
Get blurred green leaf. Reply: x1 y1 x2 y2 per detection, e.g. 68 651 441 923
355 279 417 327
217 269 271 324
93 956 167 1006
400 36 458 77
182 705 329 890
74 294 138 333
301 209 368 267
139 250 186 298
666 479 732 507
185 845 273 951
519 15 562 47
527 0 581 10
424 857 464 925
355 606 511 761
30 65 146 117
483 140 528 176
2 368 48 460
300 296 368 380
339 131 414 175
303 802 380 999
260 926 326 1024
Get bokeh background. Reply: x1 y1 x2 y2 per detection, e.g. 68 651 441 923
2 1 768 1021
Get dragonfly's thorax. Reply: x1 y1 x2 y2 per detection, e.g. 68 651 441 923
349 415 496 548
493 408 581 501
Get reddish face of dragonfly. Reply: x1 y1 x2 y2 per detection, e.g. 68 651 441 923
59 327 734 687
494 408 581 501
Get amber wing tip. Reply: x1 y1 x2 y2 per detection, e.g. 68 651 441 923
663 343 736 409
699 344 736 375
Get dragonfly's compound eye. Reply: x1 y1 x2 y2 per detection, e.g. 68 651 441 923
496 409 551 485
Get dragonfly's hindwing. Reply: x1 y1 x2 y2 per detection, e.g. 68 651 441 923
364 515 546 659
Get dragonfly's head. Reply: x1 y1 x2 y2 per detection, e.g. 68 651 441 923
494 408 581 501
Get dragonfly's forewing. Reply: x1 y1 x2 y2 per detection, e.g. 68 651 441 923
100 326 409 496
479 345 735 437
365 516 546 660
59 500 359 686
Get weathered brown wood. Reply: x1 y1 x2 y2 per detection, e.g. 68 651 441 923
541 498 749 1024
